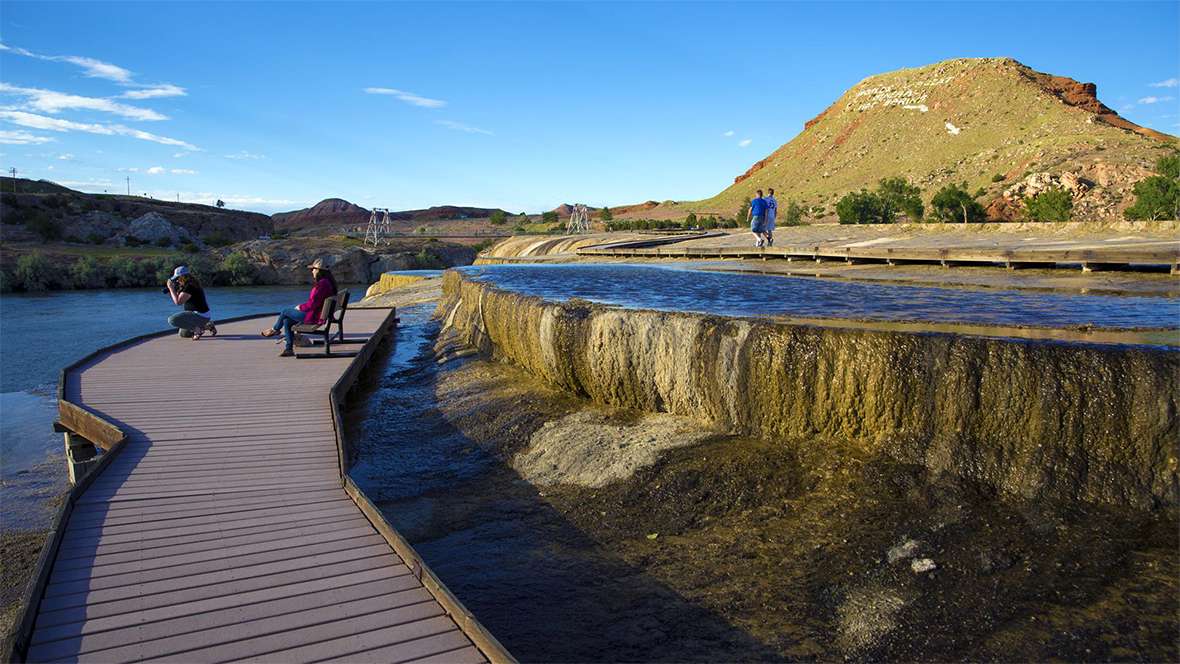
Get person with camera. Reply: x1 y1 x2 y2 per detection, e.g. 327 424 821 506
165 266 217 339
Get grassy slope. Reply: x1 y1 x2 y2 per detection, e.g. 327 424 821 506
679 58 1176 218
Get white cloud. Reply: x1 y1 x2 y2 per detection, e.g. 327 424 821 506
0 83 167 121
1138 96 1175 105
738 138 752 147
118 167 139 172
119 84 186 99
435 119 493 135
364 87 447 108
55 178 114 189
723 130 735 137
0 110 200 150
57 153 74 160
0 129 53 144
224 150 265 160
146 166 165 174
1150 78 1179 88
0 43 133 83
170 168 197 175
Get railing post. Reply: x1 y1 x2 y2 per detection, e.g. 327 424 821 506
62 431 99 486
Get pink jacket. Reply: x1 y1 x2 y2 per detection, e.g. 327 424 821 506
297 278 336 324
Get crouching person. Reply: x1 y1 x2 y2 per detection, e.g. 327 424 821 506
166 266 217 339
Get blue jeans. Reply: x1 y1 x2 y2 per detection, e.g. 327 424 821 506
272 306 305 350
750 215 765 233
169 311 210 338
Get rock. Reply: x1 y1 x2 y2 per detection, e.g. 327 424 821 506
64 211 126 243
911 558 937 573
978 549 1017 574
123 212 201 248
886 538 921 563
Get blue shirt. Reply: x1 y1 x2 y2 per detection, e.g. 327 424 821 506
764 195 777 221
750 197 767 217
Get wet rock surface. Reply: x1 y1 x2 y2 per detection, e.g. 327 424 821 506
438 271 1180 508
346 303 1178 662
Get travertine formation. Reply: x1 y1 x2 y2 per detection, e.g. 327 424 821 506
438 270 1180 508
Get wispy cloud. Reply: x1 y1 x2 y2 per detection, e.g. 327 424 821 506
147 166 165 174
738 138 752 147
170 168 197 175
57 153 74 160
0 83 167 121
1138 96 1175 105
0 110 199 150
1150 78 1179 88
364 87 447 109
1 43 133 83
0 129 53 144
120 84 186 100
722 130 735 137
224 150 266 160
435 119 493 135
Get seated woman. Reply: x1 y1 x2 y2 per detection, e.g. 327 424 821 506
261 258 338 357
166 266 217 339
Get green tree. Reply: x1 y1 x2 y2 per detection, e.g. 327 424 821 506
489 210 507 225
541 211 558 224
1024 186 1073 222
875 177 923 221
737 197 751 225
930 183 987 223
15 252 55 291
685 212 698 227
218 251 258 286
600 206 613 221
836 190 886 224
1124 152 1180 221
783 200 804 226
69 256 109 289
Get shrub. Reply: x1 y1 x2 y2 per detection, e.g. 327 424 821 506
783 200 804 226
930 183 988 223
1024 186 1073 222
69 256 109 289
15 252 55 291
218 251 258 286
991 173 1006 182
489 210 507 225
26 211 61 242
1124 153 1180 221
203 231 232 247
737 197 750 225
685 212 698 227
413 248 445 269
86 233 105 245
180 242 199 253
155 236 173 248
600 206 613 221
541 211 558 224
836 190 886 224
876 177 923 221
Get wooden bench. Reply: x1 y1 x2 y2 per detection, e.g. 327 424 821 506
294 290 362 358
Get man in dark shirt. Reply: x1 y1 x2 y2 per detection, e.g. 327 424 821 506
748 190 767 248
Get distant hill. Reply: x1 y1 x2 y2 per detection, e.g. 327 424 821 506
273 199 510 231
0 178 272 244
660 57 1177 222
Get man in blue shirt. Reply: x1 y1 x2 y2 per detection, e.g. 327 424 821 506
748 190 767 248
764 188 778 247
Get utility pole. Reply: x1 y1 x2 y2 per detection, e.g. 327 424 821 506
126 176 130 196
8 167 16 193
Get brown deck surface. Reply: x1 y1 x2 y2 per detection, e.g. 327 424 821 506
27 309 487 663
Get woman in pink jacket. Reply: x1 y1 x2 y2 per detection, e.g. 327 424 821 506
261 258 338 356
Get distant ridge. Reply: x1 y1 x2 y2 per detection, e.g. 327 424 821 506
671 57 1177 222
273 199 511 230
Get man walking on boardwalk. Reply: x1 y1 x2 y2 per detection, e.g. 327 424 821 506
764 188 778 247
748 189 767 247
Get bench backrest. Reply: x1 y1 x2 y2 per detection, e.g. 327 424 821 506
332 290 350 323
316 295 337 325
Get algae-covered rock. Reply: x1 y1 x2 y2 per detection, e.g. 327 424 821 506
438 270 1180 508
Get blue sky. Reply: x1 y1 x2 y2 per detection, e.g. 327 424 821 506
1 1 1177 214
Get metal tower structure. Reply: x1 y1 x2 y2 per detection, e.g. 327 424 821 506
364 207 392 247
566 203 591 234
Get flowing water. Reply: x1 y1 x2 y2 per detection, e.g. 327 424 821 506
459 263 1180 331
0 285 360 531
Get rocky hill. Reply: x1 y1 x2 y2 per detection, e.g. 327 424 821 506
666 58 1177 222
274 199 510 231
0 178 272 245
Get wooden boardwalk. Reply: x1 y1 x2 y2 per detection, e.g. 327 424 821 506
11 308 510 663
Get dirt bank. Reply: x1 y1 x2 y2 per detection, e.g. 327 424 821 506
0 531 47 639
437 271 1180 508
416 347 1180 661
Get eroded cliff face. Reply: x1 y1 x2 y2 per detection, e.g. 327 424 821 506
438 271 1179 508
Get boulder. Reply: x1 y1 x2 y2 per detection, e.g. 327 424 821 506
123 212 203 248
63 211 126 243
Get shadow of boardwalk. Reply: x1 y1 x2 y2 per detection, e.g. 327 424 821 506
346 308 786 663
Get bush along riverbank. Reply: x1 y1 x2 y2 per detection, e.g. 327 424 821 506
0 251 264 292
